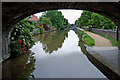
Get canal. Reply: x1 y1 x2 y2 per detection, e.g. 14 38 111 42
2 30 106 78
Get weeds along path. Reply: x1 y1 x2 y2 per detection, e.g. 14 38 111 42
77 28 112 47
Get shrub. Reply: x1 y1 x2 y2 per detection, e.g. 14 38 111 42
10 18 35 57
37 26 44 34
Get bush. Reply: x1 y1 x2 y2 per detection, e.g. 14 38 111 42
37 26 44 34
10 18 35 57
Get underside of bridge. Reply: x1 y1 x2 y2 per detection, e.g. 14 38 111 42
2 2 120 61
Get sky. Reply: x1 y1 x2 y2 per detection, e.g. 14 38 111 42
34 9 83 24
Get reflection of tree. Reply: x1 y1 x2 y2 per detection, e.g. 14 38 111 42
75 30 87 55
39 30 69 54
2 52 36 78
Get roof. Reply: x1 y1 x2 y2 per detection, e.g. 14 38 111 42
29 15 39 21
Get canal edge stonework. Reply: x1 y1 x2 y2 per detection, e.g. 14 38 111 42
76 29 119 79
85 45 119 79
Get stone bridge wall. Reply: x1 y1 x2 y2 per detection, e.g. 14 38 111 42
90 28 120 40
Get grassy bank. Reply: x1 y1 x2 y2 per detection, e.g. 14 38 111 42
76 29 95 47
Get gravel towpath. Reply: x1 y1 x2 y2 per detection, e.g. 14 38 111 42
77 28 113 47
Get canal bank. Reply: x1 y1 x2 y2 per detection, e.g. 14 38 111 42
76 28 119 80
86 46 119 80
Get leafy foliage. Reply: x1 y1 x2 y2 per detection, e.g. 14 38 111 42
76 10 116 30
10 18 35 57
36 26 44 34
39 10 70 30
41 17 52 26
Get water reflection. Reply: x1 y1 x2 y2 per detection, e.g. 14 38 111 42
75 30 87 55
33 29 69 54
2 30 106 78
30 30 106 78
2 52 35 78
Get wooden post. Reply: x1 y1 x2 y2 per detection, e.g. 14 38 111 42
116 26 119 41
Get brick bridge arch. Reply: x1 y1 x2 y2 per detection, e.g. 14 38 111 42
2 2 120 61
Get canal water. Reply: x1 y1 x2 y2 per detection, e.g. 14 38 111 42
2 30 106 78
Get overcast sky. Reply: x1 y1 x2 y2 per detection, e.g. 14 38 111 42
34 9 83 24
58 9 83 24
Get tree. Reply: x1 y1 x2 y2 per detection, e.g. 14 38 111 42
76 11 92 27
89 13 101 28
39 10 67 30
99 16 116 29
75 10 116 30
41 17 52 26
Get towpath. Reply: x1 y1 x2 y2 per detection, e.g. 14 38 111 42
77 28 112 47
77 28 119 77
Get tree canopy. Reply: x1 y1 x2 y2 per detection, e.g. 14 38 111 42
76 10 116 30
39 10 70 30
41 17 52 26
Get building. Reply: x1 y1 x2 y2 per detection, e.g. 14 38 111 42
29 15 39 26
29 15 39 22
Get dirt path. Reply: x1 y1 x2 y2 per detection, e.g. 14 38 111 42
77 28 112 47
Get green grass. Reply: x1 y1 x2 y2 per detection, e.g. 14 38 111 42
76 29 95 47
87 30 120 46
